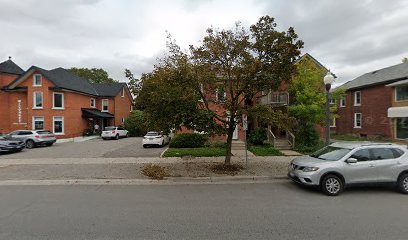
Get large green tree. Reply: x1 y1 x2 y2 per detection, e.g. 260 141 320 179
138 16 303 165
69 67 117 83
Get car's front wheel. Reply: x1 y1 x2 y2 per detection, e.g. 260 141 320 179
398 173 408 194
321 174 343 196
25 140 35 149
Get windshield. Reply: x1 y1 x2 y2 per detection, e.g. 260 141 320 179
310 146 351 161
146 132 160 136
104 127 116 131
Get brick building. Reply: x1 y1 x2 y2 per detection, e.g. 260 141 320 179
333 62 408 140
0 58 133 139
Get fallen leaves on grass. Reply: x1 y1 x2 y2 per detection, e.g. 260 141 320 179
209 163 244 176
142 164 170 180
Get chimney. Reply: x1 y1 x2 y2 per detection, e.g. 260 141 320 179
8 56 11 60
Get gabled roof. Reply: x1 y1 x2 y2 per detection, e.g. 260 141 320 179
340 62 408 90
0 59 24 75
295 53 329 72
6 66 130 99
92 83 127 97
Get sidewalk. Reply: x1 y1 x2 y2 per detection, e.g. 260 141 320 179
0 156 295 184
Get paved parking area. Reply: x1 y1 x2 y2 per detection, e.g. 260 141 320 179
0 137 166 159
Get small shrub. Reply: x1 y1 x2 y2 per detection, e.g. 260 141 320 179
248 128 267 145
294 122 319 147
82 128 93 136
142 164 169 180
169 133 208 148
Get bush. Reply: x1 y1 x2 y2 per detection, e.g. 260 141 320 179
248 128 267 145
142 164 169 180
124 111 146 137
294 122 319 147
169 133 208 148
82 128 93 136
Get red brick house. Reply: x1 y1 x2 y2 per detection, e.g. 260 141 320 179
333 62 408 140
0 58 134 139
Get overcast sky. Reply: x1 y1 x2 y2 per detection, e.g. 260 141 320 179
1 0 408 86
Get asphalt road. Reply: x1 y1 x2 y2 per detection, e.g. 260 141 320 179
0 137 166 159
0 181 407 240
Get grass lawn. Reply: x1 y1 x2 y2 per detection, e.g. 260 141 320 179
248 144 283 156
163 147 226 157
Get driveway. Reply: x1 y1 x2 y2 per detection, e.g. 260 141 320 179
0 137 166 159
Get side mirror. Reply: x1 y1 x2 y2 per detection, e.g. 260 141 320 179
346 158 358 164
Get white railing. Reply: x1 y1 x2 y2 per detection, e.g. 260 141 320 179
260 91 289 105
266 128 276 146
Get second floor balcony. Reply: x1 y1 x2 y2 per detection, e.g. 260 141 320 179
259 91 289 106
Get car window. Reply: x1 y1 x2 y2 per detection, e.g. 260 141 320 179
37 130 52 135
117 127 124 130
370 148 395 160
351 149 371 162
105 127 116 131
310 146 351 161
392 148 404 158
19 131 33 135
9 131 19 135
146 132 160 136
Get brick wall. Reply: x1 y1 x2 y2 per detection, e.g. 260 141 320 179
334 85 393 138
113 87 133 126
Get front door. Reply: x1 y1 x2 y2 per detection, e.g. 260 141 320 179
233 125 238 140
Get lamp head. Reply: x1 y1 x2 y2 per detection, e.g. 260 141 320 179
324 71 335 85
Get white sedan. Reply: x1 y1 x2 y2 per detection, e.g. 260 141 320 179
101 126 129 140
142 132 170 148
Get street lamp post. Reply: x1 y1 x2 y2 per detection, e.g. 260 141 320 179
324 72 335 146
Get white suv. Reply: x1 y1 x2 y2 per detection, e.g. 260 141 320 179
101 126 128 140
288 142 408 196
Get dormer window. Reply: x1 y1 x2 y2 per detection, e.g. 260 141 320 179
121 87 125 97
33 74 42 86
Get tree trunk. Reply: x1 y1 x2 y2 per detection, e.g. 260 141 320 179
225 119 235 165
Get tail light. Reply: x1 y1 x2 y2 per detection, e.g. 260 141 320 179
35 135 40 139
112 131 116 134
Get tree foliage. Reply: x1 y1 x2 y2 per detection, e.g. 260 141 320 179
137 15 303 164
124 110 146 137
125 69 143 98
69 67 117 83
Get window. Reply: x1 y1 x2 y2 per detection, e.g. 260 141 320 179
102 99 109 112
90 98 96 108
53 116 64 135
354 91 361 106
121 87 125 97
370 148 395 160
18 131 33 135
33 74 42 86
354 113 362 128
129 104 133 112
396 85 408 101
121 117 125 124
33 92 43 109
340 97 346 107
32 116 44 130
351 149 370 162
396 117 408 139
329 99 336 105
330 117 336 127
216 87 226 102
53 92 64 109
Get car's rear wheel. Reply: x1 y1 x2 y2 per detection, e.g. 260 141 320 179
25 140 35 149
115 134 119 140
321 174 343 196
398 173 408 194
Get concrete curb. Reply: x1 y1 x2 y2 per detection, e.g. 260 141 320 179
0 176 289 186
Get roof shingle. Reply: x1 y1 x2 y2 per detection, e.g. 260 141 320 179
0 59 24 75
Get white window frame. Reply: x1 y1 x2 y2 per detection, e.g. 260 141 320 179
130 104 133 112
53 116 64 135
102 99 109 112
216 87 226 102
354 113 362 128
329 99 336 105
33 74 42 86
90 98 96 108
33 92 43 109
395 86 408 102
32 116 44 130
121 87 125 97
354 91 361 106
340 97 346 107
52 92 64 109
121 117 125 123
330 117 336 127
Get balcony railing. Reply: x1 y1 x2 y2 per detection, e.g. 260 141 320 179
259 91 289 106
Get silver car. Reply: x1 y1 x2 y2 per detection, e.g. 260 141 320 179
288 142 408 196
5 130 57 149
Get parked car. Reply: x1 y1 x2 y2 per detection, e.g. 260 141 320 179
0 136 25 153
288 142 408 196
5 130 56 149
142 131 170 148
101 126 128 140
